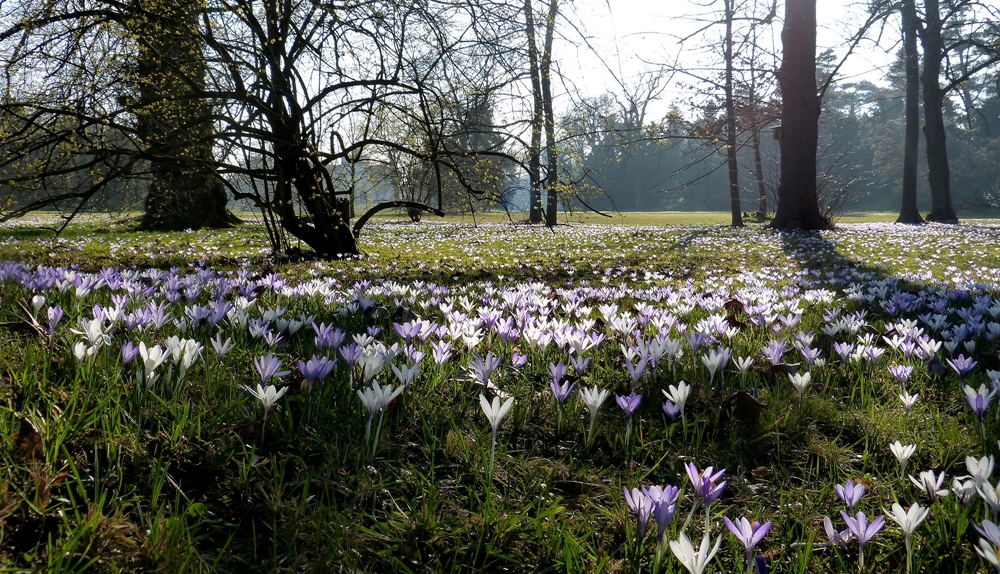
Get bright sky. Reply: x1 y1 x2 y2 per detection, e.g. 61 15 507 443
554 0 901 114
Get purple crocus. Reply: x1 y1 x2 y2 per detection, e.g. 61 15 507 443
724 516 772 574
548 362 568 385
431 340 452 365
616 392 642 443
888 364 914 384
510 351 528 369
965 384 994 422
46 305 64 337
550 379 576 406
948 354 979 379
643 484 680 543
121 341 139 365
834 480 866 513
254 354 290 384
616 392 642 421
298 355 337 393
685 462 726 507
662 400 680 421
761 339 787 365
840 511 885 569
623 487 654 540
469 352 502 386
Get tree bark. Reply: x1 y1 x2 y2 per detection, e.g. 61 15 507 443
133 0 237 231
541 0 559 227
771 0 827 231
919 0 958 222
897 0 924 224
753 128 768 221
524 0 544 224
724 0 743 227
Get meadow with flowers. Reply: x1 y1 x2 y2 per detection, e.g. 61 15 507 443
2 217 1000 572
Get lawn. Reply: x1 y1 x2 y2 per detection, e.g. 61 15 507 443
0 215 998 573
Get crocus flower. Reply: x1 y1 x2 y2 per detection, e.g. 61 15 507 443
643 484 680 543
888 364 914 384
885 502 928 574
701 349 726 385
662 400 680 421
724 516 771 574
46 305 64 337
245 382 288 442
121 341 139 365
948 354 978 378
910 470 949 502
976 520 1000 573
391 363 419 388
299 355 337 393
581 385 610 445
899 392 919 414
840 511 885 570
663 380 692 437
254 354 290 385
616 392 642 444
670 531 722 574
821 516 852 548
623 487 654 540
966 383 995 422
551 379 576 406
616 392 642 421
685 462 726 509
469 352 502 387
480 393 514 480
890 442 917 475
968 455 996 489
788 372 811 403
211 333 234 359
835 480 866 513
953 477 978 506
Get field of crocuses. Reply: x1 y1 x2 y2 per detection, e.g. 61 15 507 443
2 218 1000 573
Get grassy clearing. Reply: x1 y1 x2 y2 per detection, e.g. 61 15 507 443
0 218 998 572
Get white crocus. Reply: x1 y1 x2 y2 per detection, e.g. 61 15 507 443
73 341 98 363
899 392 919 414
890 441 917 474
700 350 725 385
885 502 929 574
788 372 811 403
733 356 754 382
910 470 949 502
581 385 611 445
211 333 235 359
979 481 1000 522
244 382 288 443
391 363 420 388
480 393 514 480
669 531 722 574
968 455 996 489
138 342 168 388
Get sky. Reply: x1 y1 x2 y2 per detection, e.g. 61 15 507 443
552 0 902 115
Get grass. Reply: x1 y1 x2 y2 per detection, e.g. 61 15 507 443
0 214 998 572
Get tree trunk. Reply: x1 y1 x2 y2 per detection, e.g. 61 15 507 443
771 0 827 230
524 0 544 224
133 0 237 231
753 128 767 222
541 0 559 227
897 0 924 224
919 0 958 222
724 0 743 228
